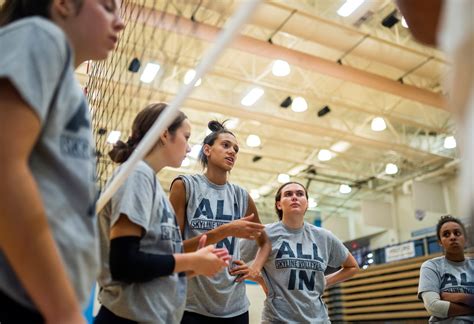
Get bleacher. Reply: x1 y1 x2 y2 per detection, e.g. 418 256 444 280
324 254 442 323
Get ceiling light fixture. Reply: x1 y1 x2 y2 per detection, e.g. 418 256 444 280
183 69 202 87
140 62 161 83
241 87 264 106
291 97 308 112
259 185 273 195
250 189 260 200
371 117 387 131
181 157 191 167
272 59 291 76
330 141 351 153
308 198 318 208
337 0 365 17
444 136 456 149
225 118 239 130
288 164 307 176
317 149 333 161
106 130 121 144
385 163 399 175
339 184 352 194
189 144 202 159
246 134 261 147
401 16 408 28
277 173 290 183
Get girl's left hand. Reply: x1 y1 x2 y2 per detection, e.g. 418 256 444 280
229 260 260 283
229 259 249 282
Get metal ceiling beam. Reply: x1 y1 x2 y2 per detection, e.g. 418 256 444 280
79 72 451 165
112 42 448 133
129 6 447 109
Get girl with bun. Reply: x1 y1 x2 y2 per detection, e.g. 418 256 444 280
96 104 230 323
170 120 271 324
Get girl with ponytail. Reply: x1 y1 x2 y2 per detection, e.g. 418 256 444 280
96 104 231 323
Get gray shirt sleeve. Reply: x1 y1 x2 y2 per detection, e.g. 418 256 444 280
421 291 450 318
110 169 155 232
418 260 441 297
0 19 67 122
327 231 349 268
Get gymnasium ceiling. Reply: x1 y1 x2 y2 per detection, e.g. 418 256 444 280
76 0 458 224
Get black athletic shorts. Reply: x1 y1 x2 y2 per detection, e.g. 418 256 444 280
181 310 249 324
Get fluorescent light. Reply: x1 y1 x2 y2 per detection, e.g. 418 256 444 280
277 173 290 183
291 97 308 112
318 149 333 161
259 185 273 195
106 130 121 144
272 59 290 77
371 117 386 131
337 0 365 17
140 62 160 83
339 184 352 194
250 189 260 200
308 198 318 208
183 69 202 87
288 164 307 176
188 144 202 159
444 136 456 149
401 17 408 28
246 134 261 147
241 87 264 106
225 118 239 130
330 141 351 153
181 157 191 167
385 163 398 175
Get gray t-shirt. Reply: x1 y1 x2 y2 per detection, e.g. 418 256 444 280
418 256 474 323
0 17 98 310
243 221 349 324
98 161 186 323
178 174 250 317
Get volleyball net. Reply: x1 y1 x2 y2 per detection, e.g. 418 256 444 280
86 0 261 212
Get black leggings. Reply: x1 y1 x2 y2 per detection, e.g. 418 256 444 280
181 311 249 324
0 290 44 323
94 306 138 324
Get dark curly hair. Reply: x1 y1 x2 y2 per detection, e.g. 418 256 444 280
436 215 466 241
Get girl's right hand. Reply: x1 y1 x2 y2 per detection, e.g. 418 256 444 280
192 245 229 276
224 214 265 240
192 235 230 276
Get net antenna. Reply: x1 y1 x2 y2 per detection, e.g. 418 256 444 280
94 0 262 213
